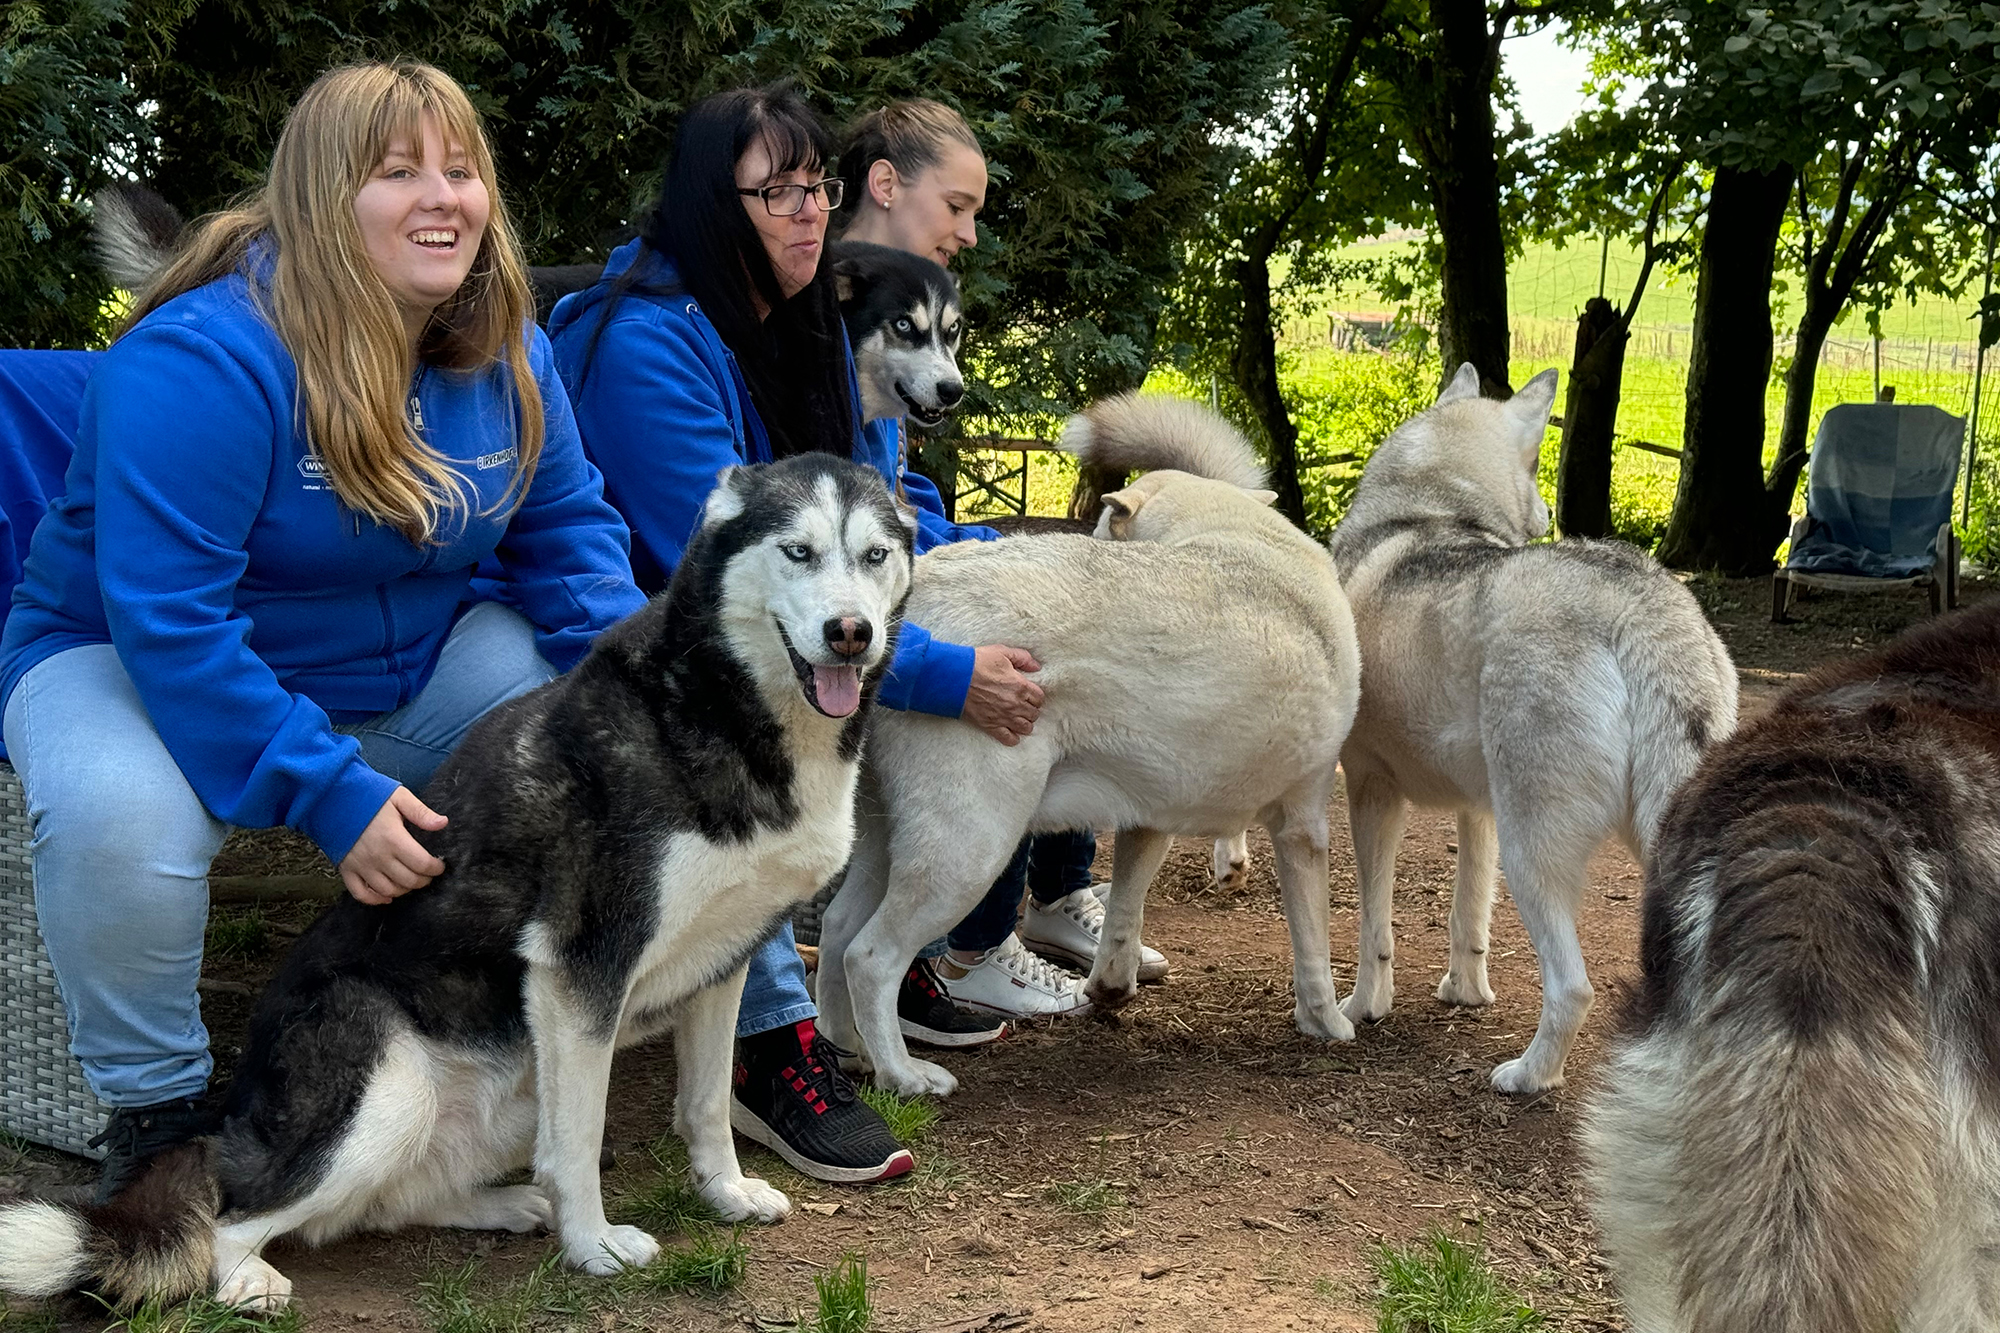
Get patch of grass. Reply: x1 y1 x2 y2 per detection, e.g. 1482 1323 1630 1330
416 1253 597 1333
100 1294 303 1333
617 1228 750 1296
205 907 268 959
1041 1175 1125 1216
905 1148 970 1194
1373 1231 1545 1333
810 1253 873 1333
855 1084 939 1143
0 1305 62 1333
613 1136 724 1236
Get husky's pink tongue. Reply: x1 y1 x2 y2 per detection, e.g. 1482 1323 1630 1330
812 664 862 717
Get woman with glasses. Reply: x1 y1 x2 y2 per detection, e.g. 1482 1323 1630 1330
547 83 1003 1189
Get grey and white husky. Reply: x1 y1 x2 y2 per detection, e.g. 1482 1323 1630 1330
813 393 1363 1098
1584 600 2000 1333
0 456 914 1310
1215 364 1737 1095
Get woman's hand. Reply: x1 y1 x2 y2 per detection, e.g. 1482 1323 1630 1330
962 644 1044 746
338 787 449 905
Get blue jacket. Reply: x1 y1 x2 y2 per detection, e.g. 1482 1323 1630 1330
0 270 645 862
546 238 994 717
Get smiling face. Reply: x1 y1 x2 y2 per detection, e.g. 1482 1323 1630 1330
736 134 834 303
860 143 987 267
353 112 490 347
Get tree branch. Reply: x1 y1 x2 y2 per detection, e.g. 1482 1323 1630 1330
1614 158 1682 336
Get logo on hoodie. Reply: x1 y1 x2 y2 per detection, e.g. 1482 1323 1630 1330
297 453 330 492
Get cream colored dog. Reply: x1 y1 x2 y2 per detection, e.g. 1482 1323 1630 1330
813 394 1363 1097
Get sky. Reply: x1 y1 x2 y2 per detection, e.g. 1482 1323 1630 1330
1501 22 1598 137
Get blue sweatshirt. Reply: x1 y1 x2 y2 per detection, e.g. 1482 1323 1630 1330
0 268 645 862
546 238 988 717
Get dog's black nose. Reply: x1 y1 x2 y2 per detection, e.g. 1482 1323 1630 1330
824 616 872 659
937 379 964 408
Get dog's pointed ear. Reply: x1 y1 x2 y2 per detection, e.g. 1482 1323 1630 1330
702 466 750 527
1097 488 1147 540
1246 488 1279 507
1436 362 1482 406
1509 368 1559 465
830 250 858 305
891 493 920 537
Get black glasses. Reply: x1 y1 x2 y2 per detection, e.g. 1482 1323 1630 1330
737 178 845 216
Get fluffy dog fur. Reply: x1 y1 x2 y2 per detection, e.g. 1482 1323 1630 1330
812 392 1362 1097
1583 600 2000 1333
0 456 914 1310
1213 363 1738 1094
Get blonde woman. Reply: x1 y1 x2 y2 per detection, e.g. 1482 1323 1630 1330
836 100 1171 1020
0 62 643 1200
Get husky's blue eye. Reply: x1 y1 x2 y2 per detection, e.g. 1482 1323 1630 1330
865 546 890 565
894 318 913 334
781 543 812 563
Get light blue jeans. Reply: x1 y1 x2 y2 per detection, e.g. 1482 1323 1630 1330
3 601 557 1108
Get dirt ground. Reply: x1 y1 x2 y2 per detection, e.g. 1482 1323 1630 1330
1 572 1978 1332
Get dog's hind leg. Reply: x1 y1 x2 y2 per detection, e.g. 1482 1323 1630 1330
1488 816 1597 1094
1084 827 1172 1012
1268 793 1353 1042
1436 808 1499 1007
678 967 790 1224
1340 771 1406 1026
524 965 660 1276
813 789 890 1061
1211 832 1250 893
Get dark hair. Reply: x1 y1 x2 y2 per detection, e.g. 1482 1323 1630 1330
614 83 855 461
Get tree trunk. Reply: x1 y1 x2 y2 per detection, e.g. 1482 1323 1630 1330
1422 0 1511 395
1768 306 1833 536
1658 165 1793 574
1230 253 1310 527
1557 296 1626 539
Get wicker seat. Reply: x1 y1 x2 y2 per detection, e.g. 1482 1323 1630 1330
0 760 107 1158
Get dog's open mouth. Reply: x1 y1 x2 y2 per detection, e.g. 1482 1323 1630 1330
896 383 950 430
777 624 862 718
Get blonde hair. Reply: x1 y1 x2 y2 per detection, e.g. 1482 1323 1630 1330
836 98 983 220
127 61 542 543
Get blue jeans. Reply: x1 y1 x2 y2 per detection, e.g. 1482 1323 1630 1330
928 829 1098 957
3 601 557 1108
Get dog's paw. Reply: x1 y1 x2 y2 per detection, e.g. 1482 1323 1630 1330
1083 976 1136 1012
1211 835 1249 892
1435 970 1495 1008
877 1058 959 1098
704 1175 791 1224
1340 985 1393 1025
1490 1055 1564 1096
214 1254 293 1313
1296 999 1356 1043
565 1224 661 1276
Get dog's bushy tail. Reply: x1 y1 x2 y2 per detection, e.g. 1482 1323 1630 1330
1060 392 1267 491
91 182 186 296
1583 823 1936 1333
0 1142 217 1306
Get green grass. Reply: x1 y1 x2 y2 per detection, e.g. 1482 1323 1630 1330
0 1306 62 1333
97 1294 304 1333
617 1229 750 1295
1373 1232 1545 1333
204 907 268 959
810 1253 874 1333
855 1084 940 1143
417 1234 751 1333
611 1136 724 1236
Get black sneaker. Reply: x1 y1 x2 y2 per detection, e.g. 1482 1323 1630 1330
730 1020 915 1185
87 1098 211 1203
899 959 1009 1049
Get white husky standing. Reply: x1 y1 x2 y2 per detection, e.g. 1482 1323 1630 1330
813 394 1362 1097
1215 364 1737 1094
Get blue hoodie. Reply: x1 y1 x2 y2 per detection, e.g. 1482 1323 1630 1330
546 238 993 717
0 269 645 862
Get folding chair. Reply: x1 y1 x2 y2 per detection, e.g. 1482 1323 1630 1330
1771 402 1965 622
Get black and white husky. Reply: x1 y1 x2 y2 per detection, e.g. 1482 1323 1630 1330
1583 602 2000 1333
0 456 915 1311
93 191 968 431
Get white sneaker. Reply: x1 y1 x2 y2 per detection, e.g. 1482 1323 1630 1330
935 934 1091 1019
1022 886 1170 983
